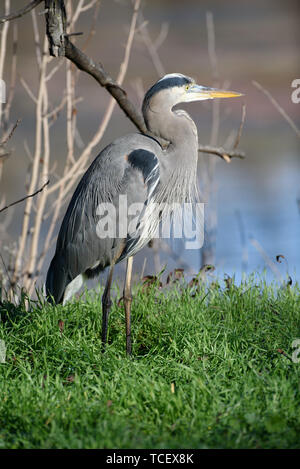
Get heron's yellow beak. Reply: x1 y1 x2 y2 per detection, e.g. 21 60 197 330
206 89 243 98
185 84 243 102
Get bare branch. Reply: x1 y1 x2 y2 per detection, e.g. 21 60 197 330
206 11 219 82
45 0 147 133
20 76 38 103
198 102 246 162
0 0 43 24
64 39 147 133
80 0 99 13
3 22 18 129
137 12 166 77
0 180 49 214
233 103 246 150
249 237 283 281
198 145 245 162
253 80 300 139
0 119 21 147
31 8 42 67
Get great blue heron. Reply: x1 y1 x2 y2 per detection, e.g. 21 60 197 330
45 73 242 354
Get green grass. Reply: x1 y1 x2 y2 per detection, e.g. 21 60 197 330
0 276 300 449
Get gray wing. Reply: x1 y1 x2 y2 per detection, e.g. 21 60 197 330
45 133 161 303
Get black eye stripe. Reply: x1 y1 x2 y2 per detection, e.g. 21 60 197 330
144 75 194 103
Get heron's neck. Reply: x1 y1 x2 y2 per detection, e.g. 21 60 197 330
144 105 198 155
144 104 199 204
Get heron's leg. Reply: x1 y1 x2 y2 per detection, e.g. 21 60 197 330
123 256 133 356
101 264 114 351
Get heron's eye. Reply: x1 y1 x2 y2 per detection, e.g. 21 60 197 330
185 84 190 91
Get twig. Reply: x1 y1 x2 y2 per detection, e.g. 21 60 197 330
233 103 246 150
81 0 101 52
31 8 42 67
80 0 99 13
0 0 43 24
64 39 146 133
66 58 76 166
0 251 13 289
153 22 169 51
64 32 83 38
249 237 283 280
0 119 21 147
198 145 245 162
253 80 300 139
0 180 49 214
20 76 38 103
137 12 166 77
206 11 219 82
45 0 146 133
3 22 18 129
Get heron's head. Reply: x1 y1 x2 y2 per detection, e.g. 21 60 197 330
143 73 243 112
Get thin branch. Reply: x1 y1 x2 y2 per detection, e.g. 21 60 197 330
68 0 84 31
27 79 51 292
31 8 42 68
253 80 300 139
0 0 43 24
198 145 245 162
64 39 147 133
206 11 219 82
3 22 18 129
137 12 166 77
0 180 49 214
45 0 147 133
198 102 246 162
20 76 38 103
81 0 101 51
45 59 64 82
249 237 283 281
81 0 99 13
153 22 169 51
0 119 21 147
233 103 246 150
